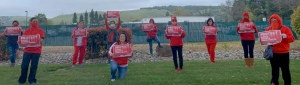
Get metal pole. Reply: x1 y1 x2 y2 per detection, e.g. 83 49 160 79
25 11 28 27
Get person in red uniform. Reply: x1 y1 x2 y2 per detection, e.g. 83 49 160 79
236 11 258 68
267 14 295 85
18 17 45 85
71 21 88 67
105 17 121 64
144 18 162 56
108 32 133 82
165 16 186 72
202 18 218 63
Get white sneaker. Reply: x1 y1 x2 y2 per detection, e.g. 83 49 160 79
111 79 115 82
71 65 75 68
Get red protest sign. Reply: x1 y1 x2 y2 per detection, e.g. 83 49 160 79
142 24 154 31
238 22 255 33
18 35 41 47
203 26 217 35
73 29 87 37
258 30 282 45
5 27 21 36
106 11 120 18
113 44 132 57
166 26 183 36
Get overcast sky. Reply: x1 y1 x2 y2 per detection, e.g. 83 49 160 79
0 0 226 18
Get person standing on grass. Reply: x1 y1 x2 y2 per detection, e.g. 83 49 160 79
18 17 45 85
108 32 133 82
202 18 218 63
105 17 121 64
144 18 163 56
71 21 88 68
236 11 258 68
267 14 295 85
165 16 186 72
5 20 22 67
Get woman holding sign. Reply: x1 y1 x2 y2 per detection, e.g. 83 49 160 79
71 21 88 68
165 16 186 72
5 20 22 67
265 14 295 85
202 18 218 63
105 11 121 64
108 32 133 82
18 17 45 85
143 18 162 56
236 11 258 68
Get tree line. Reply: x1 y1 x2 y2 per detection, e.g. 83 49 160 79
72 9 105 25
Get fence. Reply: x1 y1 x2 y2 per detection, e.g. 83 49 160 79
0 21 298 46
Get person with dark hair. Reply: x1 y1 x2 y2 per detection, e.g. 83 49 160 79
144 18 162 56
105 17 121 64
71 21 88 68
18 17 45 85
267 14 295 85
202 18 218 63
236 11 258 68
5 20 22 67
165 16 186 72
108 32 133 82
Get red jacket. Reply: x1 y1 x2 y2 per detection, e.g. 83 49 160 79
145 19 158 38
23 26 45 54
71 28 87 46
266 14 295 53
105 17 121 42
236 21 258 40
108 42 133 66
165 24 186 46
203 25 218 43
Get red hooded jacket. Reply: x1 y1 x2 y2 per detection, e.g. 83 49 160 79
108 42 133 67
266 14 295 53
23 23 45 54
146 18 158 38
165 16 186 46
71 28 87 46
236 12 258 40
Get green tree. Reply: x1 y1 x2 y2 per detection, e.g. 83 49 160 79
94 11 99 24
103 13 106 19
60 19 65 25
72 12 77 24
89 9 94 24
84 10 89 24
172 7 191 16
98 14 103 23
166 11 170 16
79 14 84 22
291 6 300 36
35 13 48 25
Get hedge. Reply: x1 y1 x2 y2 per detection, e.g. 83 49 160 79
85 27 133 59
291 6 300 36
0 33 8 61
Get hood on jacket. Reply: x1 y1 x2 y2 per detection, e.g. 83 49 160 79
268 14 283 27
149 18 155 24
206 18 215 26
241 12 250 23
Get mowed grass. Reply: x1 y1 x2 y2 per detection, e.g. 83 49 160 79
0 60 300 85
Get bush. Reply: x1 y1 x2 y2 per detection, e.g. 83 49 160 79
291 6 300 37
85 27 133 59
0 33 9 61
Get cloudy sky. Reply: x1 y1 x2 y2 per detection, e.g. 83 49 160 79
0 0 226 18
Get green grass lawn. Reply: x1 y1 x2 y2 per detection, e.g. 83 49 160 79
1 60 300 85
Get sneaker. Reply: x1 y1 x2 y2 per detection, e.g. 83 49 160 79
10 63 15 67
71 65 75 68
175 68 180 72
111 79 116 82
178 69 183 72
159 45 163 48
79 64 84 67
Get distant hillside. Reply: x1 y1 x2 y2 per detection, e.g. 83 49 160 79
0 16 32 26
50 9 170 25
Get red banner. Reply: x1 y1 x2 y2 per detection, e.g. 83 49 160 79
166 26 182 36
258 30 282 45
113 44 132 57
5 27 21 36
73 29 87 37
142 24 154 31
18 35 41 47
106 11 120 18
238 22 255 33
203 26 217 35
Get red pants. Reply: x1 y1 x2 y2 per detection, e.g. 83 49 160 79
205 42 217 63
72 46 86 65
